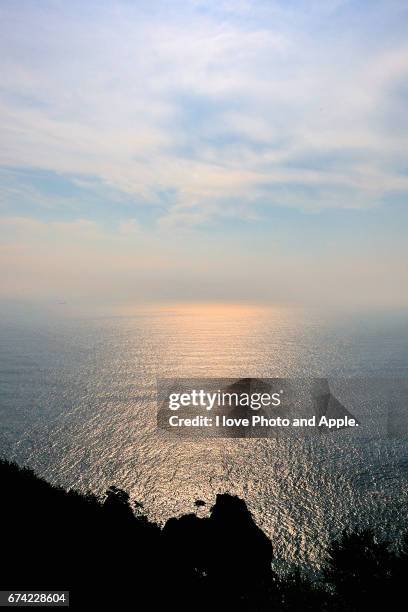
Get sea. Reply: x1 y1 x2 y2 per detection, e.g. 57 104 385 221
1 302 407 574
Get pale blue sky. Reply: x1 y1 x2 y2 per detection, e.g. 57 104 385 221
0 1 407 307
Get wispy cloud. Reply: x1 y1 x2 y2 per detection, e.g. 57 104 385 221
0 1 407 307
1 0 407 226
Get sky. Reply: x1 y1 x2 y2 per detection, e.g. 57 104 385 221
0 0 407 309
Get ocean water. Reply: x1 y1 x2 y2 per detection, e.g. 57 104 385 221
1 303 407 573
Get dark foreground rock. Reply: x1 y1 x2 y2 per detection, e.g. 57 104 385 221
0 459 407 610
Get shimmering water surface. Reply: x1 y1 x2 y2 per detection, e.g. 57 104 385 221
1 303 407 572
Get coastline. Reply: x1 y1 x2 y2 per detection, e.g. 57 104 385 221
1 458 406 610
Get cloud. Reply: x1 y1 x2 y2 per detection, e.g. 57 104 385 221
0 1 407 309
0 0 407 225
0 216 104 243
119 218 141 235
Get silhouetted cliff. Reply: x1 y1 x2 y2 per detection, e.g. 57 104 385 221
0 459 406 610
